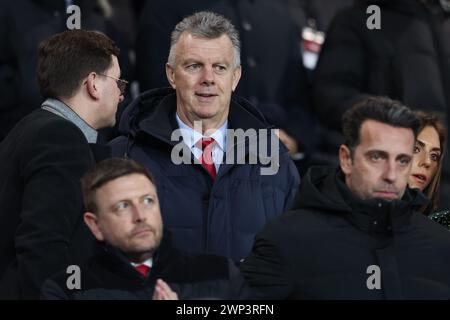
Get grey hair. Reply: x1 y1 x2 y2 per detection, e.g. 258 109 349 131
168 11 241 69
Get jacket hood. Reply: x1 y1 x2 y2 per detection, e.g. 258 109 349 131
98 229 175 280
292 166 350 213
118 87 273 139
117 88 289 168
118 87 173 138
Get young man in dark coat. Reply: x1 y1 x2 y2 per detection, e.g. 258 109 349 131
0 0 132 142
241 97 450 299
41 158 249 300
0 30 125 299
110 12 300 264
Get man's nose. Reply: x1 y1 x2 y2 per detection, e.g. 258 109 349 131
383 161 398 183
132 205 146 222
201 66 215 85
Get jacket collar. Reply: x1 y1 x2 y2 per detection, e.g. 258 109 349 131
335 170 428 234
41 98 98 143
122 88 289 160
136 90 272 140
97 229 175 282
137 93 179 146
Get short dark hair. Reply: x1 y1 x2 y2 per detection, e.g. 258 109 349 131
342 96 420 150
81 158 156 214
37 29 120 99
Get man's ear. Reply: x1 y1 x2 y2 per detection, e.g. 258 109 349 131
84 212 104 241
85 73 101 100
339 144 353 175
232 66 241 92
166 63 176 89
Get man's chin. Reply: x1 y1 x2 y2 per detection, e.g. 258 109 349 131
194 110 217 120
126 245 156 261
132 236 162 252
107 116 116 128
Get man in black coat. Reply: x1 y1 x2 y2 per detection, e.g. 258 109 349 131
0 30 125 299
41 158 249 300
241 97 450 299
313 0 450 208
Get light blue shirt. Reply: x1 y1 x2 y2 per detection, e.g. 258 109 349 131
175 113 227 172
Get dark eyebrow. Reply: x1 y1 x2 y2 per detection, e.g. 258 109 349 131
417 139 441 153
430 147 442 153
396 153 412 161
416 140 425 147
365 150 388 157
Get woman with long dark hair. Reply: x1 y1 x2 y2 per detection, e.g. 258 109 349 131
408 111 449 228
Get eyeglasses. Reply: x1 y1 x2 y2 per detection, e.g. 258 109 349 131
98 73 129 95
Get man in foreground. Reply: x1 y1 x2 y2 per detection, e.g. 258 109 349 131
241 97 450 299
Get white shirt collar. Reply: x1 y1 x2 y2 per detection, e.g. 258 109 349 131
175 113 227 151
130 258 153 268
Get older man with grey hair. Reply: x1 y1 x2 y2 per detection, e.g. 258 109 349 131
110 11 300 263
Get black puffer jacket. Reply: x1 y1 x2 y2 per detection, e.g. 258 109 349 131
241 166 450 299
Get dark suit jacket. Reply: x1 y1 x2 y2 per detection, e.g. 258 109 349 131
0 108 106 299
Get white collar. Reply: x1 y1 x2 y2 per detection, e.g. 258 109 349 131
175 113 227 151
130 258 153 268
